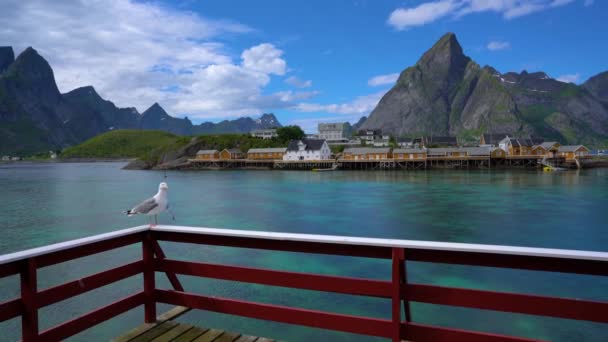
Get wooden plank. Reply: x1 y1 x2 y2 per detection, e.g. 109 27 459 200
39 292 144 341
130 321 179 342
151 240 184 292
234 336 258 342
0 298 21 322
193 329 224 342
0 226 148 265
37 260 143 308
113 306 191 342
112 323 157 342
214 331 241 342
150 324 194 342
172 327 209 342
255 338 274 342
156 289 392 338
406 283 608 323
21 258 38 342
156 259 391 298
151 225 608 262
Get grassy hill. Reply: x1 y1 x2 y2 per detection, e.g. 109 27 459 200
61 130 190 159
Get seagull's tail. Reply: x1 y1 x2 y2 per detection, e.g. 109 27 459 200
123 209 137 217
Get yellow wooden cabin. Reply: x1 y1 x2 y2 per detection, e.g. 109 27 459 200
342 147 390 160
195 150 219 160
540 142 560 158
247 147 287 160
490 148 506 158
557 145 590 161
392 148 427 160
219 148 245 160
531 145 548 157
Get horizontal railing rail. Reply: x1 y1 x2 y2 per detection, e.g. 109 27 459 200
0 225 607 341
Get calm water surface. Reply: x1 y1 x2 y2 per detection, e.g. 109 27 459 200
0 162 607 341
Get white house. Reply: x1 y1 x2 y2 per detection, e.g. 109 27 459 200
283 139 331 161
250 129 278 140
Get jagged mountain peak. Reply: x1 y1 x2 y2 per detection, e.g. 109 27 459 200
142 103 170 117
417 32 467 69
583 71 608 102
0 46 15 73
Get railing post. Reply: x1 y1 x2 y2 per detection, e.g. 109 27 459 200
400 256 412 322
21 258 38 342
143 231 156 323
391 247 404 342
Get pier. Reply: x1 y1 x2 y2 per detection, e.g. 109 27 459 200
185 156 582 171
1 225 607 341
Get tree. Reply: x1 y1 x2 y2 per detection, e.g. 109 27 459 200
277 125 305 142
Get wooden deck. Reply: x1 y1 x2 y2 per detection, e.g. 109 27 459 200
114 307 278 342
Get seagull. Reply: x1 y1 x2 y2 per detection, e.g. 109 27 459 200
125 182 174 226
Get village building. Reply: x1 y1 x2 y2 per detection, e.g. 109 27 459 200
540 142 560 158
392 148 427 160
479 133 510 147
499 137 535 156
491 148 507 158
318 123 350 142
396 137 414 148
247 147 287 160
557 145 590 161
357 129 382 143
219 148 245 160
342 147 390 160
461 147 492 158
250 129 278 140
530 145 548 157
1 156 10 161
195 150 219 160
427 147 468 158
283 139 331 161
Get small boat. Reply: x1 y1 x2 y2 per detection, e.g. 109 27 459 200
312 164 338 172
543 165 566 172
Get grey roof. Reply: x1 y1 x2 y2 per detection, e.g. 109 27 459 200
427 147 466 153
286 139 326 152
224 148 243 154
461 147 491 156
558 145 588 152
248 147 287 153
540 141 559 149
344 147 390 154
196 150 218 155
393 148 426 153
501 137 534 147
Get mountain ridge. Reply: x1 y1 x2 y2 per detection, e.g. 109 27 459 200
0 46 283 155
361 33 608 146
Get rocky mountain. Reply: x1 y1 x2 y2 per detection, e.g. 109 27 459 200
361 33 608 146
0 46 283 155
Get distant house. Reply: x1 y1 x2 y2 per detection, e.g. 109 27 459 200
461 147 491 158
1 156 10 161
49 151 57 159
530 145 548 157
358 129 382 143
393 148 427 160
219 148 245 160
480 133 510 147
397 137 414 148
195 150 219 160
540 141 560 158
250 129 278 140
427 147 467 158
283 139 331 161
247 147 287 160
558 145 590 161
491 148 507 158
499 137 534 156
342 147 390 160
318 122 350 142
424 136 458 147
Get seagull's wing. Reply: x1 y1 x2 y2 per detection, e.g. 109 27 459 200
128 197 158 216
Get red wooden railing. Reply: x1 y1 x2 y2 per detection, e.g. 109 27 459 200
1 225 607 341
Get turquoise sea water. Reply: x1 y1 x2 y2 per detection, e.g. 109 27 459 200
0 162 607 341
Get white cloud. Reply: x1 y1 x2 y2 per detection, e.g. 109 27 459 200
388 0 579 29
388 0 459 30
294 91 386 115
487 41 511 51
0 0 312 120
556 73 581 84
284 76 312 88
368 73 399 86
241 43 287 75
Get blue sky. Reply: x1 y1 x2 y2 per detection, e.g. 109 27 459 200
1 0 606 132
